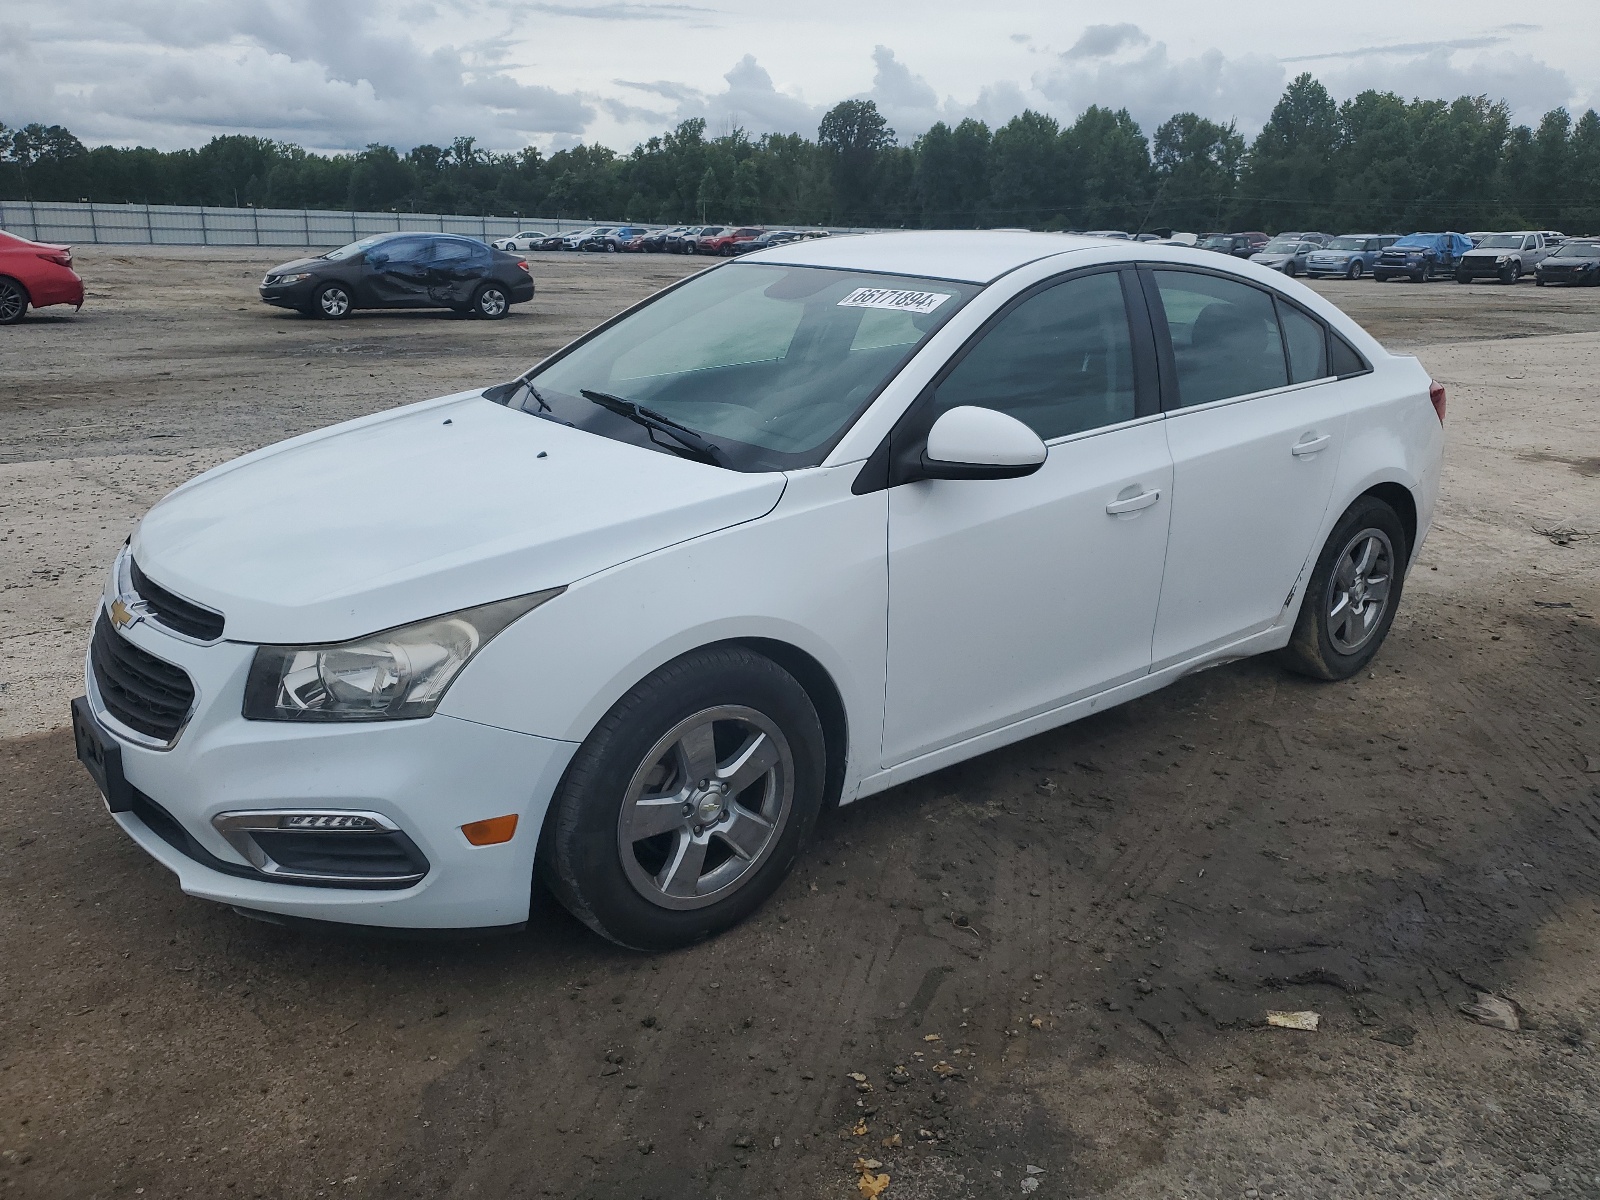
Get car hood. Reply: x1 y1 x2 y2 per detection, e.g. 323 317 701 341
1544 256 1597 266
130 393 787 644
266 256 327 275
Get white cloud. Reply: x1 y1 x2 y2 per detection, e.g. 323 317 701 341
1320 49 1576 126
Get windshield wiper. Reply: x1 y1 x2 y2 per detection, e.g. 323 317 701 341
580 389 730 468
483 377 572 425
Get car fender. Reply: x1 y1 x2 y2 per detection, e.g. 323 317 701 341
440 465 889 801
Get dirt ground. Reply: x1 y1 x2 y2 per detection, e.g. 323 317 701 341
2 247 1599 1200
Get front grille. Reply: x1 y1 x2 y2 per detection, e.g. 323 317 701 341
130 559 225 641
90 613 196 743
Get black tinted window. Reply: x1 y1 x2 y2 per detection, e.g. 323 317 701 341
379 237 430 264
432 239 484 263
1329 331 1367 377
1154 271 1288 407
931 271 1136 441
1277 301 1329 384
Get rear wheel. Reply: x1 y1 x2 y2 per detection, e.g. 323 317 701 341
0 277 28 325
1280 496 1408 681
539 646 826 951
312 282 352 320
471 283 509 319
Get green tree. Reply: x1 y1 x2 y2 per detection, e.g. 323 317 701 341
818 99 895 223
1150 113 1244 232
1065 106 1151 231
987 110 1066 226
1239 74 1339 231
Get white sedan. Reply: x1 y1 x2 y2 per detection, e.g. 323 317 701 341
491 230 552 251
73 232 1444 949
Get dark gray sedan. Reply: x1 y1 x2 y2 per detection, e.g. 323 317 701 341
259 233 535 320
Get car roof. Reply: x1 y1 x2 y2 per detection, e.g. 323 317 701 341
743 230 1108 284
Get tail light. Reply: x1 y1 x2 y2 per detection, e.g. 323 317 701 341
40 249 72 266
1428 380 1447 424
516 259 530 273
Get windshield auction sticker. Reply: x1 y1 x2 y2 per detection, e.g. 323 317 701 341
837 287 952 314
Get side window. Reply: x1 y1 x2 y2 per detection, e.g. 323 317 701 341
1277 300 1329 384
1329 331 1368 377
1523 235 1537 251
1153 270 1288 408
432 239 482 264
380 237 430 264
929 271 1136 442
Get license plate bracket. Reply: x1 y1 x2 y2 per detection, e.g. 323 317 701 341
72 696 134 813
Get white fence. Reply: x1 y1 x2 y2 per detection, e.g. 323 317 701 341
0 201 624 247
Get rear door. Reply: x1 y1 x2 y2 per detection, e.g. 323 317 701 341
428 238 491 306
1146 267 1351 666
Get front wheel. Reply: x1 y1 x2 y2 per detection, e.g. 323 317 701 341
1456 273 1471 284
311 282 352 320
1280 496 1408 681
1501 263 1521 284
471 283 509 319
539 646 826 950
0 276 28 325
1346 261 1364 280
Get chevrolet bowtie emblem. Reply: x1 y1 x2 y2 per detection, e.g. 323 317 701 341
109 598 137 630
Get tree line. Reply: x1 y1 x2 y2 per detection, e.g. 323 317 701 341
4 76 1598 235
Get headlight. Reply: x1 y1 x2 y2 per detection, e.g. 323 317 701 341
242 589 563 722
1495 255 1509 264
269 272 312 284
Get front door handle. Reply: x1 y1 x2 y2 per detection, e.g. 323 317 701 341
1292 434 1332 456
1106 488 1161 515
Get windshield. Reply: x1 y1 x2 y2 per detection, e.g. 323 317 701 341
1261 237 1301 253
1325 237 1365 251
322 234 392 261
523 264 980 471
1555 242 1600 258
1199 235 1233 250
1476 235 1523 249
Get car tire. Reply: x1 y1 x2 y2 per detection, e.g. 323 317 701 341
1456 273 1471 284
1502 263 1521 284
471 283 510 319
539 645 826 951
0 276 29 325
311 282 352 320
1346 261 1364 280
1374 273 1389 282
1284 261 1298 277
1279 495 1408 682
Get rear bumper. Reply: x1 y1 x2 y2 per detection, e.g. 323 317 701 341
27 264 85 309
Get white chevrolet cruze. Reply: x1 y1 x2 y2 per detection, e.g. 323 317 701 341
73 232 1444 949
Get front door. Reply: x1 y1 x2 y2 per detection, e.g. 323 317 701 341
883 269 1173 767
1145 268 1348 666
362 236 434 307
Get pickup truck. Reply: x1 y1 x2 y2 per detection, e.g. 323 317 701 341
1455 231 1554 284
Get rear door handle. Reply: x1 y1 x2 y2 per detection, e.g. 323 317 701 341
1292 434 1332 456
1106 488 1161 515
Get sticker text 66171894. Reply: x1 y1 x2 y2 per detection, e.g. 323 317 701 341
836 287 952 315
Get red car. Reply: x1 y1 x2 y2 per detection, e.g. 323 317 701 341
698 226 765 256
0 230 84 324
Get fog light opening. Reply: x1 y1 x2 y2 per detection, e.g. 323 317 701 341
461 814 519 846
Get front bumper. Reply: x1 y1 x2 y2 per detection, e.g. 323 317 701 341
78 602 578 928
258 280 317 309
1455 259 1512 278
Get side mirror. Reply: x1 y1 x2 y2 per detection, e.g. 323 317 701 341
912 406 1047 482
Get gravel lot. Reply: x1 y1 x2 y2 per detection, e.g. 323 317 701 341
2 248 1599 1199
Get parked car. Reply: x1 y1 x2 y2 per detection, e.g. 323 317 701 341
685 226 729 254
1466 231 1495 247
1454 231 1553 284
741 230 803 253
1535 239 1600 286
665 226 706 253
562 226 614 251
1305 235 1400 280
79 230 1442 947
1198 232 1270 258
0 228 84 324
1249 234 1329 276
641 227 689 252
1373 233 1472 282
1083 230 1133 240
698 227 764 256
595 226 650 252
257 232 534 320
492 231 552 252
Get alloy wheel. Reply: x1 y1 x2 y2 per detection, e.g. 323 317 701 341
477 287 507 317
616 705 794 911
1326 529 1394 655
0 279 25 323
318 286 350 318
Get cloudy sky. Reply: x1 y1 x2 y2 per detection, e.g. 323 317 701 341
2 0 1595 154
